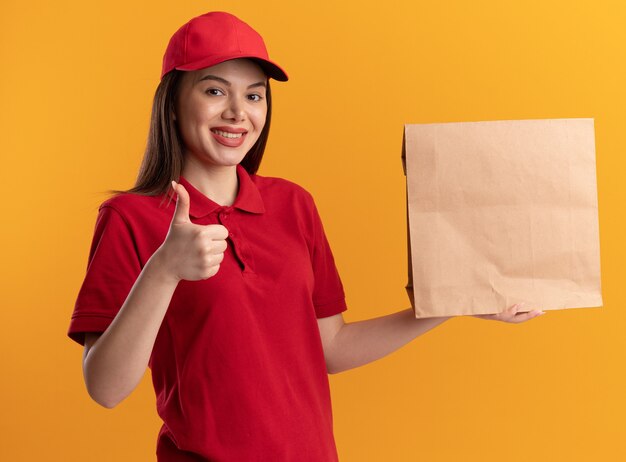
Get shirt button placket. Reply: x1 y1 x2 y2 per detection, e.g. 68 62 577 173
218 209 244 271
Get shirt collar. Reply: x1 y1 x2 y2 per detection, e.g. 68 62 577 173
171 164 265 218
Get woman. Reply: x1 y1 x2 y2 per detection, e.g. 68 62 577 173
67 11 544 461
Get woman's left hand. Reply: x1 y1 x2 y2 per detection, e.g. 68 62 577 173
472 303 545 323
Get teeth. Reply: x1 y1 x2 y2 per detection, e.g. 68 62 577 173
212 129 244 139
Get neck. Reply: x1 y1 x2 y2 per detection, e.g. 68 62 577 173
181 158 239 206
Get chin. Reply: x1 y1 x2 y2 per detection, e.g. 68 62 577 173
211 155 248 167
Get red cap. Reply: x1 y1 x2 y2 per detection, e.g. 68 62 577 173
160 11 288 81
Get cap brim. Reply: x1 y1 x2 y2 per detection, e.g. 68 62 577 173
246 57 289 82
172 54 288 81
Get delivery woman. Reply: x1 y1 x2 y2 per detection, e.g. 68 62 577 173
67 11 544 461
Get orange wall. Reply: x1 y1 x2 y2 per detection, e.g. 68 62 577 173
1 0 624 460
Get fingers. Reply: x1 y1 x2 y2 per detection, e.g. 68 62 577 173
500 303 545 324
213 238 228 253
204 238 228 255
208 223 229 241
211 251 225 265
512 310 544 323
197 225 229 255
504 302 522 319
472 303 546 323
475 304 519 322
171 181 191 225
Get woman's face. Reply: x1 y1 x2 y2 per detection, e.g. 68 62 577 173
174 58 268 169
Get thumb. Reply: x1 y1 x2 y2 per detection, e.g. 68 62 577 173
171 180 191 224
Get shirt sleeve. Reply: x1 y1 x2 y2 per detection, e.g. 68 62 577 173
67 204 142 346
309 197 348 318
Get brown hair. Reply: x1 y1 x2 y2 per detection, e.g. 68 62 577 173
107 67 273 205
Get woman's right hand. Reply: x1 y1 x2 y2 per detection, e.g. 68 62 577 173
154 180 229 282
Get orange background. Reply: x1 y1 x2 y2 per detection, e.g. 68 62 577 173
1 0 624 460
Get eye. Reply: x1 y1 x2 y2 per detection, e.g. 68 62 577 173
205 88 225 96
248 94 263 102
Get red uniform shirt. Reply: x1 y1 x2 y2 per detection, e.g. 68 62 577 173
67 164 348 461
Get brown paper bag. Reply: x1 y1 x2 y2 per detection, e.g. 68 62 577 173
401 118 603 318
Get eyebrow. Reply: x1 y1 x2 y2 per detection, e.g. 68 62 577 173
196 74 267 89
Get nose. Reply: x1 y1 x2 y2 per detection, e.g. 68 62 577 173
222 96 245 122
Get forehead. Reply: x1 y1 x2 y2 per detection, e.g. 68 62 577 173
190 59 267 85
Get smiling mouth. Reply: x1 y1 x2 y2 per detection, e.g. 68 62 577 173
210 128 246 139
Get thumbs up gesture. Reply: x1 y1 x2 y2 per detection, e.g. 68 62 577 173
155 180 229 282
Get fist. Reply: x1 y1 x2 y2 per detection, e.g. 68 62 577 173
156 180 229 282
